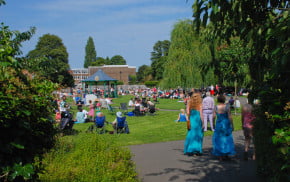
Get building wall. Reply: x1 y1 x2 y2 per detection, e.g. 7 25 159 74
71 65 136 85
71 68 89 85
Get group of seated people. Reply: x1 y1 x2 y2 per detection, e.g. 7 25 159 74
94 111 130 134
74 104 129 134
130 97 157 116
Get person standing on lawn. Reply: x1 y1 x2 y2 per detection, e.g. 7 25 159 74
184 92 204 156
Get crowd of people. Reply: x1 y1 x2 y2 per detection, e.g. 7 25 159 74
184 91 255 161
53 85 255 161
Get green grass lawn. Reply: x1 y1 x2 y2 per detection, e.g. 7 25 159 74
69 95 242 146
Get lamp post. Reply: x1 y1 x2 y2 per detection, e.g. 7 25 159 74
119 71 122 81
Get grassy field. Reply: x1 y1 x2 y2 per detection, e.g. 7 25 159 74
69 95 242 146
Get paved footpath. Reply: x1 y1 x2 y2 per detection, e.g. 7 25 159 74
130 130 262 182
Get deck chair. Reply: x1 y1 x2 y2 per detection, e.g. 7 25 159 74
95 116 106 134
119 103 128 114
115 117 130 134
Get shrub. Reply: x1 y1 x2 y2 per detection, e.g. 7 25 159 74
0 24 58 181
253 90 290 181
144 81 159 87
39 133 138 182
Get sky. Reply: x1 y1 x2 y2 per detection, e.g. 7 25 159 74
1 0 193 69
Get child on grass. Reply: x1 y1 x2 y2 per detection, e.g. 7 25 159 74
176 109 188 122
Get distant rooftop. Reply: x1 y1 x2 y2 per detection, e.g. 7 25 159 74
72 65 136 70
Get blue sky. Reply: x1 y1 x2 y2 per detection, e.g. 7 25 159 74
1 0 193 69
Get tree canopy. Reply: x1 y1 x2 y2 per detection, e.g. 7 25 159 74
84 36 97 68
192 0 289 180
162 20 214 89
137 64 152 83
27 34 74 87
150 40 170 80
109 55 126 65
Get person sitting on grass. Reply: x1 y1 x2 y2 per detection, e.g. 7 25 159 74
75 107 85 124
176 109 188 122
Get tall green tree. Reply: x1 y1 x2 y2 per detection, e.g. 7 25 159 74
137 64 152 83
162 20 214 89
109 55 126 65
150 40 170 80
27 34 74 87
192 0 289 180
216 37 251 88
84 36 97 68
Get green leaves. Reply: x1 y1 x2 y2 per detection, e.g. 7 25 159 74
9 163 34 180
0 25 57 181
84 36 97 68
26 34 74 87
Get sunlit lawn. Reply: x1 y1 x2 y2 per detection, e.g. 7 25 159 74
68 95 243 146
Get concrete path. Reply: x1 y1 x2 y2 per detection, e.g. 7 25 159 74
130 130 262 182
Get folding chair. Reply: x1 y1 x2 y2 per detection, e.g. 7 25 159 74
119 103 128 114
95 116 106 134
115 116 129 134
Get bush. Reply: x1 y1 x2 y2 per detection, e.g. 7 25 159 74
39 133 138 181
0 24 58 181
253 90 290 181
144 81 159 87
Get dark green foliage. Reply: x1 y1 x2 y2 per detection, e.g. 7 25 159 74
84 36 97 68
0 24 58 181
0 0 6 6
92 55 127 66
128 74 137 84
109 55 126 65
192 0 290 180
137 64 152 82
26 34 74 87
150 40 170 80
91 56 106 66
144 81 159 87
253 96 289 181
116 81 124 85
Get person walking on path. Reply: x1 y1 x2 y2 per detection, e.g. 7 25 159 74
241 103 256 160
184 92 204 156
202 92 215 131
212 95 236 161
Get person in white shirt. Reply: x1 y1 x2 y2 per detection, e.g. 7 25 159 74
202 92 215 131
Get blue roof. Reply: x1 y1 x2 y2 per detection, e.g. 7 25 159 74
82 69 117 82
